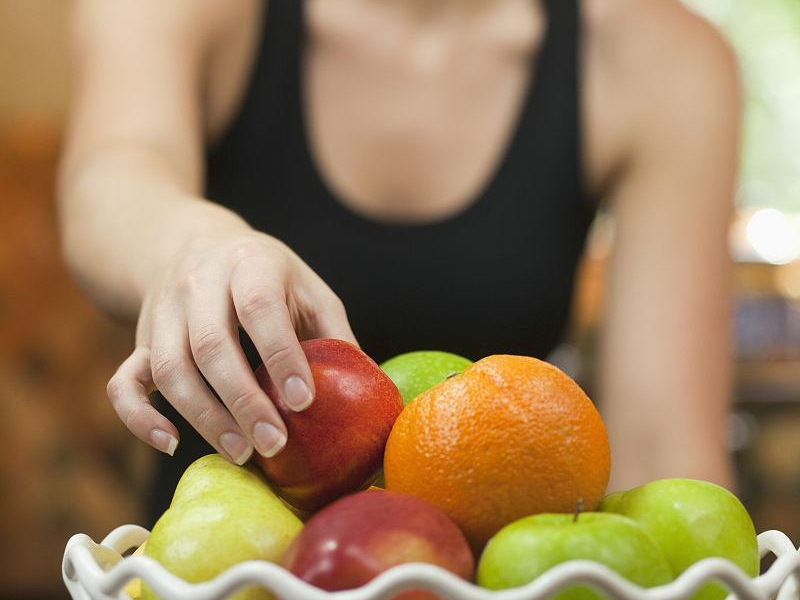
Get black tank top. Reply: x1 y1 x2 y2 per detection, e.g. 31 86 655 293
147 0 594 524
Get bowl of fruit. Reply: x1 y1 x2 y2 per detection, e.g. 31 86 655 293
62 341 800 600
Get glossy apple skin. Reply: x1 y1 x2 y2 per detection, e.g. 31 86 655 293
282 489 475 599
252 339 403 511
600 478 759 600
380 350 473 405
477 513 672 600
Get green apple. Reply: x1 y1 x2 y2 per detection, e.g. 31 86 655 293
600 478 759 600
477 512 673 600
143 454 303 600
380 350 472 405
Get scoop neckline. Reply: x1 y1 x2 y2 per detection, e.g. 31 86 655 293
293 2 552 231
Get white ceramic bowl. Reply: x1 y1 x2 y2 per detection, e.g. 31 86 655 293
63 527 799 600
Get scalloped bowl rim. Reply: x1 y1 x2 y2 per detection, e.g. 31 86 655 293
62 526 800 600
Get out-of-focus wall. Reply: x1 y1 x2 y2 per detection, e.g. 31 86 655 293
1 3 150 600
0 0 72 127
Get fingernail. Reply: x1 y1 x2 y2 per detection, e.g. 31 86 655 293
151 429 179 456
253 422 287 458
284 376 313 412
220 432 253 465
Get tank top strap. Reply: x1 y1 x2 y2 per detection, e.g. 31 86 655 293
539 0 581 147
514 0 590 216
263 0 305 57
259 0 305 117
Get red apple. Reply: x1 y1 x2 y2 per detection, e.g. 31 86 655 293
282 489 475 599
252 339 403 511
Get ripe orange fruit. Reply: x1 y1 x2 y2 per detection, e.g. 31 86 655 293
384 355 611 551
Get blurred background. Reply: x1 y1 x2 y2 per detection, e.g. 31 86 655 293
0 1 798 598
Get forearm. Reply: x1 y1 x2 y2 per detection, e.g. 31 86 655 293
599 227 735 492
602 387 734 492
57 142 249 320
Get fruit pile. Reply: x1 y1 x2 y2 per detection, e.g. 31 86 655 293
134 340 759 600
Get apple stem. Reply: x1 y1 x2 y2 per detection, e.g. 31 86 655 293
446 372 459 379
573 498 584 523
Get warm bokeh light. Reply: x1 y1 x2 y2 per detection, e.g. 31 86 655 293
746 208 800 265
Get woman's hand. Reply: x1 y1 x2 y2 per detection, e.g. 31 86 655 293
106 222 357 464
60 1 358 465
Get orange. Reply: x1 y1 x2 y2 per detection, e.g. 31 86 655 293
384 355 611 551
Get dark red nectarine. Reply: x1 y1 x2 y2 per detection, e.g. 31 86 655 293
252 339 403 511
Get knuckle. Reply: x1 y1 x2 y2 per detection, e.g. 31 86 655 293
183 270 203 293
231 239 265 264
150 352 183 387
193 405 220 436
231 239 290 277
229 388 262 417
191 326 228 362
106 376 125 404
264 344 293 373
176 260 209 296
238 289 280 321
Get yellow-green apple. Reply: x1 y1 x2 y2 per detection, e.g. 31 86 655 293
282 489 474 599
143 454 303 600
380 350 472 405
477 512 673 599
600 478 759 600
253 339 403 511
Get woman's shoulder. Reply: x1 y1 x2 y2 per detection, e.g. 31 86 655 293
580 0 740 200
583 0 739 166
584 0 737 88
71 0 254 44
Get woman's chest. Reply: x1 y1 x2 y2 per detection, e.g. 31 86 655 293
208 0 619 217
209 0 579 223
301 0 545 223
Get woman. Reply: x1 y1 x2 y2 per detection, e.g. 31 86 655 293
58 0 739 521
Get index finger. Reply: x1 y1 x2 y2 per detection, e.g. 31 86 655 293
230 260 315 413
